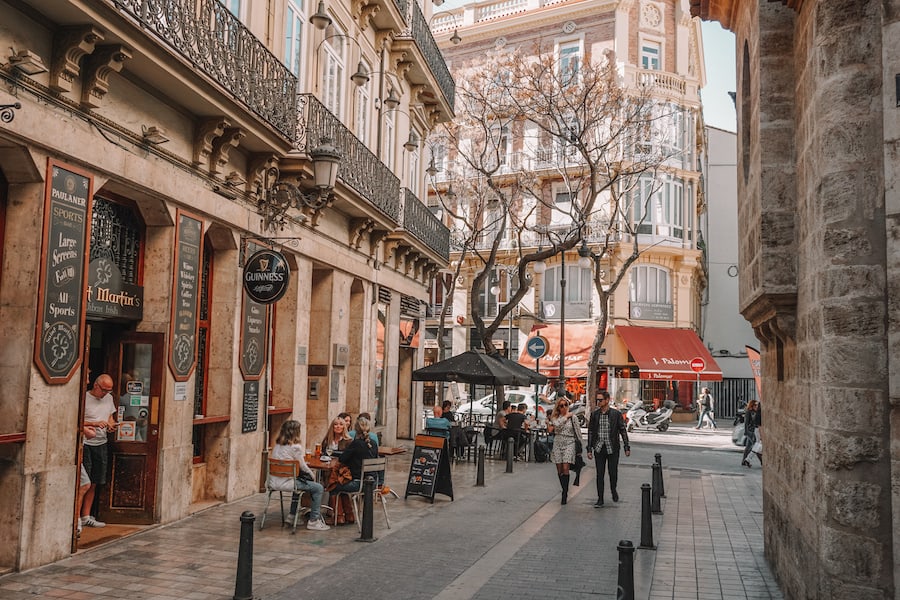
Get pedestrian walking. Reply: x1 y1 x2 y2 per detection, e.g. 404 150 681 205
548 397 583 505
695 387 717 430
587 390 630 507
741 400 762 467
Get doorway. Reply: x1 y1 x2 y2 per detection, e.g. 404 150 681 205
79 324 164 531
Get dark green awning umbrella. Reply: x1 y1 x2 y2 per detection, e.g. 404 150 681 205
412 350 547 387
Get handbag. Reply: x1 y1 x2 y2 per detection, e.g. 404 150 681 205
751 433 763 455
326 465 352 491
572 415 583 454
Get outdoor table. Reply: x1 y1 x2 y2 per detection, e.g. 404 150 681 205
377 447 407 497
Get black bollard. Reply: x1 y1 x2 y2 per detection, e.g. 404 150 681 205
651 463 663 514
358 476 377 542
639 484 655 549
476 446 486 487
616 540 635 600
233 511 255 600
654 453 666 497
505 437 515 473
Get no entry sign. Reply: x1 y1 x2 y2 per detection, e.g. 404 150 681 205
690 357 706 373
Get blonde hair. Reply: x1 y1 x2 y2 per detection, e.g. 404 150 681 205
355 416 371 438
323 416 352 447
550 397 569 420
276 420 302 446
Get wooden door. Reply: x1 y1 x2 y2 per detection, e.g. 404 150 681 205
99 332 164 524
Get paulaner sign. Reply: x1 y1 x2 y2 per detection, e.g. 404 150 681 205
242 249 290 304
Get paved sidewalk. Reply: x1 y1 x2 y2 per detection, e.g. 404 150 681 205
0 451 782 600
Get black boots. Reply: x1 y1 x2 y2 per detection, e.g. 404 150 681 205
573 470 581 486
559 474 570 504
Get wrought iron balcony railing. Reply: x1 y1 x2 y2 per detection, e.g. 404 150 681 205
297 94 401 223
110 0 297 139
402 188 450 260
405 1 455 109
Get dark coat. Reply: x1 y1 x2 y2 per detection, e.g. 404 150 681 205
587 407 630 454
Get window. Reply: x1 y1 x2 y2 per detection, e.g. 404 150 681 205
355 61 371 147
383 109 396 170
630 265 670 304
543 265 592 304
193 239 213 462
551 186 575 228
284 1 305 77
628 175 686 239
475 271 500 318
488 122 510 170
322 25 346 116
224 0 241 18
410 139 420 192
641 42 661 70
558 40 581 86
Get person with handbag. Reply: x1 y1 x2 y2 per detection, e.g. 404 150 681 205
587 390 630 507
328 416 378 524
741 400 762 467
548 396 583 505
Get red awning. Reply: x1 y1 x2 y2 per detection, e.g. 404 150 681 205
616 326 723 381
518 323 598 378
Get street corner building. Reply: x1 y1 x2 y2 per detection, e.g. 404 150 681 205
0 0 452 571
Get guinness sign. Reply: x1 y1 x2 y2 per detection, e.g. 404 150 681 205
243 249 290 304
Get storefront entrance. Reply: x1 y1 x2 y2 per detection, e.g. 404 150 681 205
80 325 164 528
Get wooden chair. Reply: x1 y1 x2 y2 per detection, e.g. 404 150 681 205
349 457 391 533
259 458 309 534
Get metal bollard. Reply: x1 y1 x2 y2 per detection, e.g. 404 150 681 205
505 437 515 473
233 511 255 600
651 463 663 514
639 484 655 549
654 453 666 497
476 446 486 487
616 540 635 600
358 476 377 543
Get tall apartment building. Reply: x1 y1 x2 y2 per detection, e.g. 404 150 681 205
427 0 721 409
0 0 451 570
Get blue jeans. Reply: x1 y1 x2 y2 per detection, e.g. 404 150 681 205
697 408 716 428
330 479 361 494
290 479 325 520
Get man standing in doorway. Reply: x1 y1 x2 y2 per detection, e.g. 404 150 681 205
81 373 118 528
587 390 630 507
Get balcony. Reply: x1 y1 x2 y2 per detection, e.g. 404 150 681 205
392 1 455 120
109 0 297 140
625 67 701 104
400 188 450 261
296 94 401 224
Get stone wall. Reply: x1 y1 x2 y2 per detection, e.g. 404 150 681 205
727 1 897 598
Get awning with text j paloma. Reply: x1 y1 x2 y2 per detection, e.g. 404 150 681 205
616 326 723 381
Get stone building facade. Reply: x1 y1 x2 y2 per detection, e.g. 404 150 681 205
692 1 898 597
0 0 451 571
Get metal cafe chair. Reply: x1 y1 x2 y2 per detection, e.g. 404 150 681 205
349 457 391 533
259 458 309 534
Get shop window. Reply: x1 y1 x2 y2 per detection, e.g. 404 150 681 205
192 239 213 463
90 197 143 284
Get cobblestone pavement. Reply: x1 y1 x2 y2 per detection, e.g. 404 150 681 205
0 444 782 600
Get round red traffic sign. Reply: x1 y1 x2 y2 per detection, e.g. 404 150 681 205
690 357 706 373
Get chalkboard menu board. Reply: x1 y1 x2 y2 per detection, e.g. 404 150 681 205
34 161 93 384
405 434 454 502
242 381 259 433
169 211 203 380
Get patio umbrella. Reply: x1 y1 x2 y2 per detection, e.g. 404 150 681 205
412 350 547 387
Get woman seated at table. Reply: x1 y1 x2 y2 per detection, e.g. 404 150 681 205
348 411 380 444
271 420 330 531
321 416 352 456
330 416 379 498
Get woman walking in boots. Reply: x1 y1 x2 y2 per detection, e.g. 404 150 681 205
548 395 583 504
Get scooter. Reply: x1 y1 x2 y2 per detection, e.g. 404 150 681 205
626 400 675 432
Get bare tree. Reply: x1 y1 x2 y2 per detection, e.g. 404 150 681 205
430 43 688 401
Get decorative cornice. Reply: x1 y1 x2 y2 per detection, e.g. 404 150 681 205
50 25 104 93
81 44 132 108
193 117 229 168
210 127 245 176
247 154 279 199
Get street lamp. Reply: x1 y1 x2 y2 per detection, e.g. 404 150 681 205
491 266 516 357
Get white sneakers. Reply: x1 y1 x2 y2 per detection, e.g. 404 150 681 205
306 517 330 531
81 515 106 528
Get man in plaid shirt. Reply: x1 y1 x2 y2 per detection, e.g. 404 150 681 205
587 391 630 507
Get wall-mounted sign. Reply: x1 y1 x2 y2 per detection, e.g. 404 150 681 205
85 258 144 320
239 296 267 380
242 249 290 304
34 160 93 384
169 211 203 380
629 302 673 322
241 381 259 433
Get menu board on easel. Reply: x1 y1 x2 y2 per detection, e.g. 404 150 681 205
405 434 453 503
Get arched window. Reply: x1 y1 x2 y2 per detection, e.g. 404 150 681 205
628 265 672 321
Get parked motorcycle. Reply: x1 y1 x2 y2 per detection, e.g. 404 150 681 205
625 400 675 432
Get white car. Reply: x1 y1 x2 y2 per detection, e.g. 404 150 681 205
455 389 542 421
